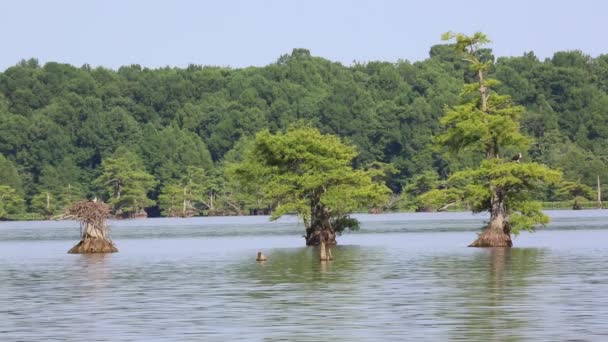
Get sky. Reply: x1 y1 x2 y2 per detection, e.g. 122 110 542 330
0 0 606 70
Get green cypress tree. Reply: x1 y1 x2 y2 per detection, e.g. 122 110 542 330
434 32 561 247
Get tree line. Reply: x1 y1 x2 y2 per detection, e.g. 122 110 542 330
0 43 606 219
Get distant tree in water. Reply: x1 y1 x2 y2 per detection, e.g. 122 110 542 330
95 149 157 218
0 185 23 219
158 166 210 217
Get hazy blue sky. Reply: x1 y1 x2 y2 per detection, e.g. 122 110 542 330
1 0 605 70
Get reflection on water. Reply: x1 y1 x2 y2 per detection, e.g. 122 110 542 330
1 213 608 341
243 245 372 284
432 248 546 341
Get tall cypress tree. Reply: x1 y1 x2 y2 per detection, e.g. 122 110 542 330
435 32 561 247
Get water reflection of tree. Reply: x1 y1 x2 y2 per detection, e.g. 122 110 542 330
433 248 546 341
240 245 374 286
234 245 380 341
74 253 112 295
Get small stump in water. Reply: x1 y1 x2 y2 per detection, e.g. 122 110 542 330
64 200 118 254
256 251 267 261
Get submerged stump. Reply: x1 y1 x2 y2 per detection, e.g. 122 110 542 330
64 201 118 254
256 251 267 262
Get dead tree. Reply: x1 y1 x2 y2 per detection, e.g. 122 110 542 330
64 200 118 254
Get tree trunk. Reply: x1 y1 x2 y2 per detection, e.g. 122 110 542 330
598 175 603 209
469 188 512 247
183 186 188 217
305 227 336 246
68 222 118 254
305 202 338 246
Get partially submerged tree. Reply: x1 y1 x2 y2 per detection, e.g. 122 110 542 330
0 184 23 219
555 180 594 210
434 32 561 247
65 200 117 253
31 190 59 219
233 126 390 252
158 166 209 217
223 138 273 216
95 150 157 218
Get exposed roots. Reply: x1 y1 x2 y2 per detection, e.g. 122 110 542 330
68 236 118 254
469 224 512 248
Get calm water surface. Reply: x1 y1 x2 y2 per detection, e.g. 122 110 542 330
1 211 608 341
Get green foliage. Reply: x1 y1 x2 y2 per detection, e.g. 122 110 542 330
555 180 594 200
0 185 23 219
140 125 213 184
401 170 445 211
58 184 86 209
0 43 606 217
432 32 562 234
158 166 210 217
233 126 390 232
95 149 157 217
448 160 561 232
416 188 461 212
438 32 530 158
31 191 59 218
223 136 272 214
31 166 85 217
0 153 22 194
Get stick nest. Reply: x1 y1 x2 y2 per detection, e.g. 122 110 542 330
64 200 111 227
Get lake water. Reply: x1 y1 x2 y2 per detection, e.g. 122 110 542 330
1 211 608 341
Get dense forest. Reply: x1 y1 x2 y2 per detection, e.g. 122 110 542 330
0 45 607 218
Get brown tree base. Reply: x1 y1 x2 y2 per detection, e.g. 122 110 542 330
305 229 337 246
468 228 512 248
68 237 118 254
368 207 383 214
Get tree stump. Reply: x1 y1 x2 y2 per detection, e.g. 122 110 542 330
256 251 267 261
64 201 118 254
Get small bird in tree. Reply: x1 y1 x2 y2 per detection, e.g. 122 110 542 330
511 153 523 163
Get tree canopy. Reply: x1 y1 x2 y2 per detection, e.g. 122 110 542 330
0 41 606 217
232 126 390 245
